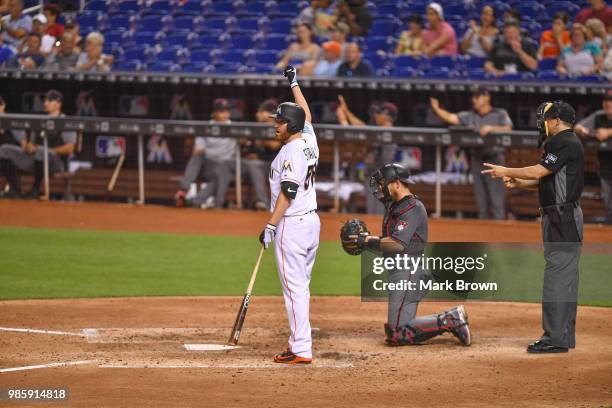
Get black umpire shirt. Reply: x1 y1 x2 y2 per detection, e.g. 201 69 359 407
538 129 584 207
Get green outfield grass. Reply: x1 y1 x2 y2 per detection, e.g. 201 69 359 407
0 226 610 306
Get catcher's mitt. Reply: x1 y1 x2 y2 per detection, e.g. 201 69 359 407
340 219 370 255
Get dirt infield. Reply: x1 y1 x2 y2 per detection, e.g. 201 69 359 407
1 201 612 407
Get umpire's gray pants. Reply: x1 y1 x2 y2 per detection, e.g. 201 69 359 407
601 177 612 225
0 145 64 173
243 158 270 206
540 206 583 348
192 158 233 208
179 152 205 191
470 159 505 220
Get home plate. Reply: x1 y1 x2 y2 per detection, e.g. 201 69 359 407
184 344 241 351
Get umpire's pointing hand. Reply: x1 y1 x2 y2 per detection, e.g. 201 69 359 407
481 162 508 179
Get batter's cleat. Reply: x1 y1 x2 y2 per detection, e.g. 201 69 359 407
174 190 186 208
445 305 471 346
273 349 312 365
527 340 568 354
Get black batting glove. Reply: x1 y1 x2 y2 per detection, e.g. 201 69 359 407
283 65 298 88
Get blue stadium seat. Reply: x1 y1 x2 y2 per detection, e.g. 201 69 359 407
189 49 213 64
263 34 289 50
213 63 241 73
246 64 275 74
131 31 160 48
150 0 174 14
233 17 261 34
429 56 455 70
392 55 423 70
269 18 293 34
229 36 254 50
210 1 235 15
252 50 279 65
377 3 401 18
192 33 223 49
537 71 561 81
122 47 149 61
242 1 268 15
107 15 132 31
204 17 228 31
85 0 108 12
77 13 100 30
215 50 246 65
364 37 390 53
423 68 463 79
515 2 545 18
156 49 179 63
105 30 128 46
276 2 299 15
114 60 142 71
466 69 488 80
117 0 140 14
138 15 165 32
390 66 417 78
364 52 388 72
172 16 199 31
464 56 486 70
370 19 400 37
403 3 427 16
574 75 606 83
164 32 192 48
182 61 209 72
547 2 580 16
148 61 179 72
538 58 558 71
501 72 535 81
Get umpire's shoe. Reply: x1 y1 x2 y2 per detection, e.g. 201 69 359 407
527 340 568 354
444 305 471 346
273 349 312 365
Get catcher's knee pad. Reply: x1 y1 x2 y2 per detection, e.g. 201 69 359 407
384 323 444 346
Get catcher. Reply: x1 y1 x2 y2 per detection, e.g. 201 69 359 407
341 163 471 346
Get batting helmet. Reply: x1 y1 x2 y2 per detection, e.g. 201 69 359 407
369 163 415 203
269 102 306 134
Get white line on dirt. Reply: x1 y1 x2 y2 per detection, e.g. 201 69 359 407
98 362 353 369
0 360 97 373
0 327 85 337
184 344 241 351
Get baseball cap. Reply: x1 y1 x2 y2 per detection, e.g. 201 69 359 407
374 102 398 121
322 41 342 57
543 101 575 125
212 98 231 111
604 89 612 101
45 89 63 102
331 21 349 34
258 98 278 113
471 86 490 97
427 2 444 19
33 13 48 24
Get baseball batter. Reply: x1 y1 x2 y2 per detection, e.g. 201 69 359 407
343 163 471 346
259 66 320 365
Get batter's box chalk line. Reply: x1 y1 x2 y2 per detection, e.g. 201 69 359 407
184 344 241 351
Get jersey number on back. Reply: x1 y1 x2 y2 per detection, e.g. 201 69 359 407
304 164 317 190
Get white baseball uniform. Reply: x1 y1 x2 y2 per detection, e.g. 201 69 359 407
269 121 320 359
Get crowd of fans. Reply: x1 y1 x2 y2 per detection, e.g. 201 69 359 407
0 0 113 71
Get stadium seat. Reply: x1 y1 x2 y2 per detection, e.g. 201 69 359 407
263 34 289 50
215 50 246 65
189 49 213 64
246 64 275 74
233 17 261 34
377 3 401 18
241 1 268 15
156 49 179 63
85 0 107 12
364 36 390 53
131 31 161 48
122 47 149 62
150 0 174 14
370 19 400 37
77 13 100 30
229 36 254 50
148 61 179 72
392 55 423 70
390 66 418 78
547 2 580 17
538 58 558 71
164 31 193 48
276 2 300 15
104 30 128 47
117 0 140 14
466 69 488 80
251 50 279 65
574 75 606 83
363 52 388 72
537 70 561 81
191 33 224 49
423 68 462 79
210 1 235 15
138 15 166 33
515 2 545 18
114 60 142 71
204 17 228 32
269 18 293 35
172 16 201 31
107 15 132 31
429 56 455 70
464 56 486 70
501 72 535 81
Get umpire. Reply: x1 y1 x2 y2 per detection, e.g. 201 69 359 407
482 100 583 353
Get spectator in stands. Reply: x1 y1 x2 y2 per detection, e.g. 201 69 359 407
557 23 603 76
485 21 537 76
6 32 45 69
43 4 64 39
334 0 372 37
241 99 281 210
575 89 612 224
75 31 112 72
174 98 236 209
29 14 55 56
302 40 342 76
538 12 571 59
585 18 610 52
44 31 78 70
337 42 373 77
422 2 458 57
460 5 498 58
63 17 81 53
575 0 612 28
336 95 398 214
0 90 75 199
297 0 336 38
0 26 15 67
395 14 424 56
0 0 32 50
605 48 612 77
430 88 513 220
275 23 320 71
330 21 349 57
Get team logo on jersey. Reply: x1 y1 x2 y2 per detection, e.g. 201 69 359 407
282 160 293 172
395 220 409 232
544 153 558 164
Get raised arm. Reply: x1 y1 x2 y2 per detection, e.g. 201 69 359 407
284 65 312 123
430 97 460 125
337 95 366 126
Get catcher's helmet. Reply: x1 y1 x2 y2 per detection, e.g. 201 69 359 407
369 163 414 203
269 102 306 134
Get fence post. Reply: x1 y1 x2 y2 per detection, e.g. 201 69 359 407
333 141 340 212
435 144 442 218
42 130 50 201
137 133 145 205
235 143 242 209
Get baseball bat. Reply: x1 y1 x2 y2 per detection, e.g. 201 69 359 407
228 246 265 345
107 153 126 194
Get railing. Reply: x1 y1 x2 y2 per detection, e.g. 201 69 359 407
1 113 610 214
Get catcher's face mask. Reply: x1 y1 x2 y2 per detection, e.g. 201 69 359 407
369 170 393 204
